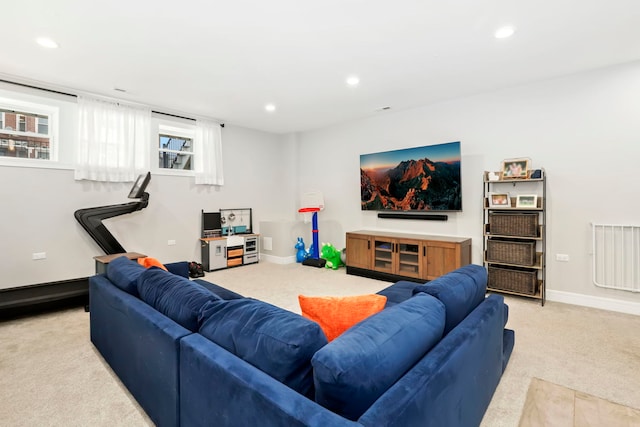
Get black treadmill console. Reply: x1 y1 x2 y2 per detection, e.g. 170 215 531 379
128 172 151 199
74 172 151 255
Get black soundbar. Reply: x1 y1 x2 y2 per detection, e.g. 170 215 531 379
377 212 448 221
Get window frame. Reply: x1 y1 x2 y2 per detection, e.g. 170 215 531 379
153 121 197 177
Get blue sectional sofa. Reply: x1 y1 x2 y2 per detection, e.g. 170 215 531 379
89 257 514 427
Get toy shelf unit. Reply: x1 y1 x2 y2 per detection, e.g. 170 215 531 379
200 234 259 272
200 208 258 272
483 168 546 305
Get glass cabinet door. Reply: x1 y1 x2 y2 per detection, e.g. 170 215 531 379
397 240 421 278
373 238 394 273
372 238 421 278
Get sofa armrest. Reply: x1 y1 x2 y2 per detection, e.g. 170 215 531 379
90 275 192 426
180 334 360 427
165 261 189 278
358 294 507 427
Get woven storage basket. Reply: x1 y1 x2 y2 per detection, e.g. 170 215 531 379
488 266 538 295
486 239 536 266
489 212 539 237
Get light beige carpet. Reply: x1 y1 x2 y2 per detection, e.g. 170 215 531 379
519 377 640 427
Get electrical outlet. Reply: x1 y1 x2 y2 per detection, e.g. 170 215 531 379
168 240 176 246
32 252 47 260
556 254 570 262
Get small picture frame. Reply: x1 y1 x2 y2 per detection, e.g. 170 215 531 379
489 193 511 208
501 158 529 179
487 171 500 181
516 194 538 208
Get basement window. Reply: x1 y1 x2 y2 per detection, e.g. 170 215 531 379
158 124 194 171
0 99 58 161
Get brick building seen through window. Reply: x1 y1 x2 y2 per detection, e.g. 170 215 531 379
0 109 51 159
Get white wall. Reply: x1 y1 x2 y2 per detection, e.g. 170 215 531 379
295 60 640 310
3 61 640 313
0 124 293 289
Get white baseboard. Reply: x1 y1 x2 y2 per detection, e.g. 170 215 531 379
259 254 296 265
546 289 640 316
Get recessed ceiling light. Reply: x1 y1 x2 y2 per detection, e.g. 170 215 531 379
265 103 276 112
494 26 516 39
346 76 360 86
36 37 59 48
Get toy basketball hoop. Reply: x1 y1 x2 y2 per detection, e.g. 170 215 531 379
298 207 321 261
298 192 324 261
301 191 324 209
298 207 320 224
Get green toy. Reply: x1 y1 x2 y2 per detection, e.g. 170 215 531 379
320 243 344 270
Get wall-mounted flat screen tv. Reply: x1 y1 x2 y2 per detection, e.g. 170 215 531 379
360 141 462 211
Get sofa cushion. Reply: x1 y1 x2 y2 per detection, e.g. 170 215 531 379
412 264 487 334
312 293 446 421
137 267 221 332
376 280 421 307
106 256 146 296
198 298 328 399
164 261 189 278
192 279 245 300
298 294 387 341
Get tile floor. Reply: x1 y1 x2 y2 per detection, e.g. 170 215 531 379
519 377 640 427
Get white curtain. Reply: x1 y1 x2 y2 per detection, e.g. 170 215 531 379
194 119 224 185
75 96 150 182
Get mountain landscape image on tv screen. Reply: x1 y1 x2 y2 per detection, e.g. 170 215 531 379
360 141 462 211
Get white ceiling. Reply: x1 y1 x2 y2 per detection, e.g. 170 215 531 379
2 1 640 134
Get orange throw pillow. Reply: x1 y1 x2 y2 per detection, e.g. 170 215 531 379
298 294 387 342
137 257 168 271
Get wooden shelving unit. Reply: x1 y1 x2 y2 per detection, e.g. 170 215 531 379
483 170 546 305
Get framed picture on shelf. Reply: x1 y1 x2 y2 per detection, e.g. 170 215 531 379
487 171 500 181
516 194 538 208
501 158 529 179
489 193 511 208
